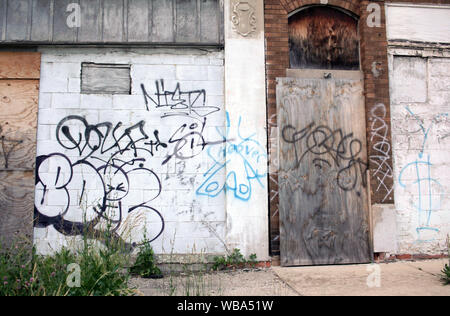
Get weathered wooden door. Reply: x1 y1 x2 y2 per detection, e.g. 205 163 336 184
277 75 371 266
0 52 40 247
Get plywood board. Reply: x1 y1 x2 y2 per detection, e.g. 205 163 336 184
277 77 371 266
0 52 41 79
0 52 40 247
0 171 35 243
81 63 131 95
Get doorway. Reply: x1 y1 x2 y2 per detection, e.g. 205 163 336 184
276 6 372 266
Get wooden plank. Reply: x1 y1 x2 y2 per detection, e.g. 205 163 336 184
0 0 224 45
0 0 5 41
0 80 39 170
81 63 131 95
200 0 219 43
0 171 34 246
0 52 41 79
277 77 371 266
5 0 30 41
52 0 78 43
31 0 52 42
0 51 39 247
151 0 174 42
103 0 124 42
127 0 149 42
175 0 199 43
289 6 359 70
78 0 102 42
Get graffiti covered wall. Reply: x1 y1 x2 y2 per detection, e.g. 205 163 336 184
34 47 234 255
390 55 450 255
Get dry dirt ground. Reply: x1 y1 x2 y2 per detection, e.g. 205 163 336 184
130 259 450 296
130 268 299 296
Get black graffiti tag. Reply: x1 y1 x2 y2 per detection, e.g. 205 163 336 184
282 123 368 191
141 80 220 118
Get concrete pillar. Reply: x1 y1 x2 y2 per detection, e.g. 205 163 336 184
224 0 269 260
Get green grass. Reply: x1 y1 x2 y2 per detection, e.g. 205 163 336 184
212 249 258 271
442 264 450 285
442 236 450 286
0 236 135 296
130 236 162 279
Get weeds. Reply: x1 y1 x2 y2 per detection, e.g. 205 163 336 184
0 237 134 296
130 234 162 279
0 186 136 296
212 249 258 271
442 235 450 286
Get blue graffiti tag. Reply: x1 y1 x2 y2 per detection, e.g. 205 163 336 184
196 112 267 201
405 107 448 158
399 107 448 242
398 155 443 241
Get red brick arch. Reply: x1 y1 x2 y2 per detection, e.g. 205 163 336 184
279 0 361 16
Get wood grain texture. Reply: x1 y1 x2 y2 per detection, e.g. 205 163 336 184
151 0 174 42
0 171 35 243
31 0 52 42
0 52 41 79
127 0 150 42
81 63 131 95
78 0 103 43
103 0 125 42
277 77 371 266
175 0 199 43
289 6 359 70
5 0 30 41
0 0 224 45
0 52 40 246
52 0 77 43
0 80 39 132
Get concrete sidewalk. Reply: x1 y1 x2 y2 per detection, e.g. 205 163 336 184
273 259 450 296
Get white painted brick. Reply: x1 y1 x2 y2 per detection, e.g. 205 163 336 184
68 77 81 93
176 65 208 81
37 124 51 141
391 54 450 255
160 55 194 65
392 56 427 103
208 66 224 81
38 109 64 125
38 92 52 109
210 57 224 66
81 94 113 110
98 110 131 125
132 65 176 82
39 76 68 93
191 55 212 65
35 48 227 256
202 81 224 96
112 95 146 110
52 93 80 109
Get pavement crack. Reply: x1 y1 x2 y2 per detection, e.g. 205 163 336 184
271 268 304 296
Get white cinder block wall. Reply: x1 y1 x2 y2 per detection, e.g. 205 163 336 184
390 56 450 255
386 3 450 256
34 47 231 256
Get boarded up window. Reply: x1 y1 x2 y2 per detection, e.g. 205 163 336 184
289 6 360 70
81 63 131 94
